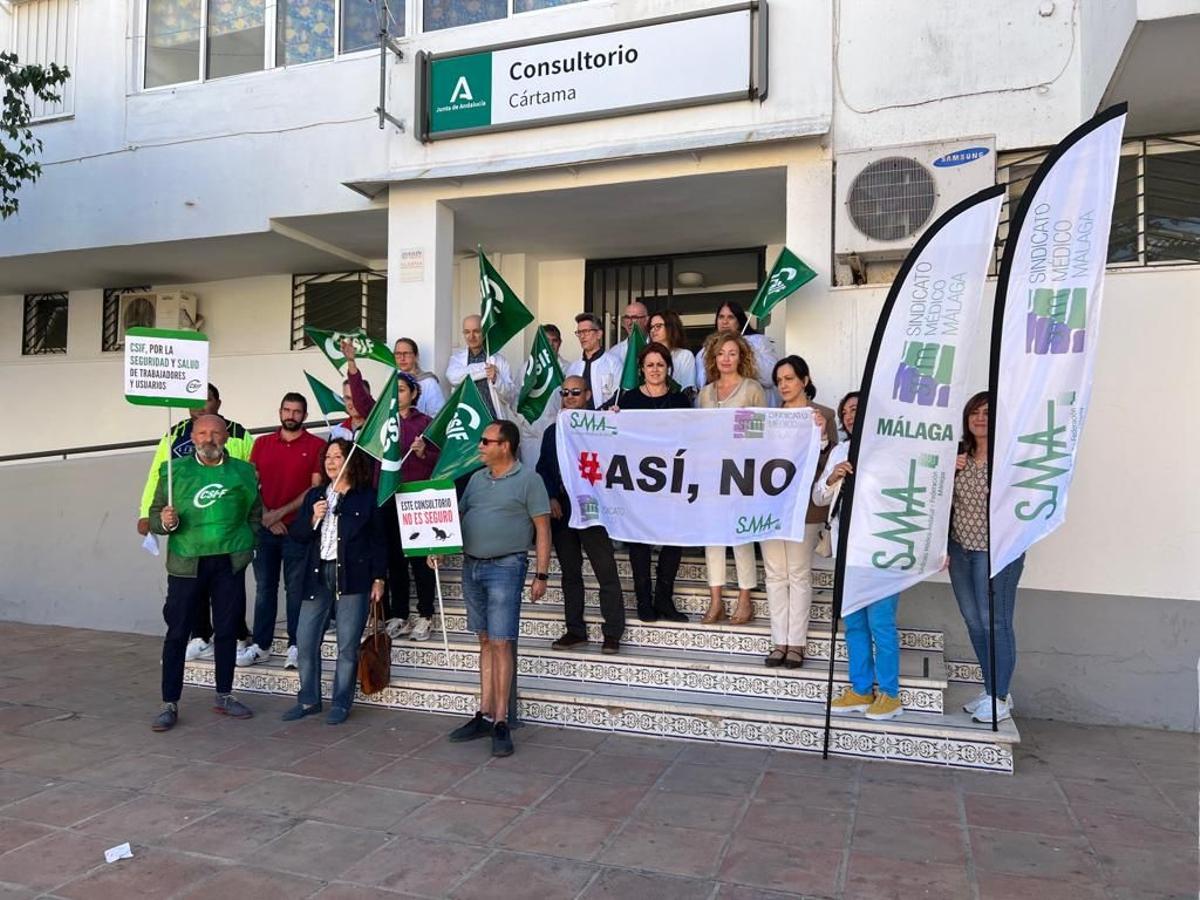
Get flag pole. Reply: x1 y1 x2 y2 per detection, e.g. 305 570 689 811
165 407 174 508
430 557 452 669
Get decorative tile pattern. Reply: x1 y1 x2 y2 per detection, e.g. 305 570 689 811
946 660 985 684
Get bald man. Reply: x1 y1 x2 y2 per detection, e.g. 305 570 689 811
149 414 262 732
603 300 649 372
446 314 517 418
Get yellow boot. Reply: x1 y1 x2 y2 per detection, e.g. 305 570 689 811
830 688 873 715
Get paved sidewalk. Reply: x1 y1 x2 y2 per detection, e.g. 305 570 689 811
0 624 1195 899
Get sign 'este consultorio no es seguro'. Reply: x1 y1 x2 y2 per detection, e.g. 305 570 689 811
416 4 767 141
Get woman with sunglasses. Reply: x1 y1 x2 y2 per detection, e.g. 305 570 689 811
647 309 698 397
601 343 692 622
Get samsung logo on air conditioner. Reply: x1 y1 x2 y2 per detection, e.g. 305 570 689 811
932 146 990 168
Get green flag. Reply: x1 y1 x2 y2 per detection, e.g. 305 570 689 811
424 377 494 483
745 247 817 321
305 326 396 371
303 370 345 417
517 326 564 424
355 370 403 506
619 323 648 392
479 249 534 354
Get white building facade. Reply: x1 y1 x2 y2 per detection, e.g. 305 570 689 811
1 0 1197 730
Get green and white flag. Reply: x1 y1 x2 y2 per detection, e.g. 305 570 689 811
303 370 345 417
479 249 534 354
305 326 396 371
619 323 648 392
424 376 494 483
517 326 564 424
746 247 817 322
355 370 403 506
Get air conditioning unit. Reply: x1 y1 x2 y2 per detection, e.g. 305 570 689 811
118 291 201 333
835 138 997 268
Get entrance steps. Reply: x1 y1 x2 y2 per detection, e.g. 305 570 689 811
183 549 1018 773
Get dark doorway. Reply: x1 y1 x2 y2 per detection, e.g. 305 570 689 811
584 247 767 353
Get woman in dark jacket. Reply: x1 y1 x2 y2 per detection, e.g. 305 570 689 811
284 438 387 725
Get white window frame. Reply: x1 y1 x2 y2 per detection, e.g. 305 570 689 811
8 0 78 123
415 0 587 35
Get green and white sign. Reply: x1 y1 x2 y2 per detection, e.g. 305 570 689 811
396 480 463 557
123 327 209 408
420 7 760 140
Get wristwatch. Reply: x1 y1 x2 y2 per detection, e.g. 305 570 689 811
534 572 549 582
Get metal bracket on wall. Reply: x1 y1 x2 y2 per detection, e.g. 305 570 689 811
375 0 406 132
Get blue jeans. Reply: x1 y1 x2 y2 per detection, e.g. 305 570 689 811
295 562 370 712
461 553 528 641
252 526 307 648
948 540 1024 698
843 594 900 697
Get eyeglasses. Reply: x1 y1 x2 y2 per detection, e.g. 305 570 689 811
478 437 502 446
573 328 599 337
649 322 665 330
559 388 586 397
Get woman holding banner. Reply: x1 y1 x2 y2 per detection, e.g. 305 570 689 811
698 334 765 625
760 357 838 668
285 439 387 725
813 393 903 721
387 372 441 643
949 391 1023 723
647 310 698 397
603 343 691 623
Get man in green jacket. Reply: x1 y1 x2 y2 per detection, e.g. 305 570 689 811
149 414 262 732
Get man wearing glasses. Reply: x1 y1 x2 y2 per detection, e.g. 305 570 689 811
445 420 551 757
603 300 650 372
536 376 626 655
565 312 618 409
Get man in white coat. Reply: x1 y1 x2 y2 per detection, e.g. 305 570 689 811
602 300 649 373
565 312 619 410
446 314 517 417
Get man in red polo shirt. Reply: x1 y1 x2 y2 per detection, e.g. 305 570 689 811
240 392 324 669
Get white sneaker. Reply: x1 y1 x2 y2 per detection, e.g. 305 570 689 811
386 616 415 639
972 696 1012 723
197 640 214 660
409 617 432 642
284 645 298 669
962 690 988 714
236 643 268 667
185 637 210 662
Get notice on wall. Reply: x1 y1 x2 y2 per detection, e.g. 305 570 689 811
123 327 209 408
399 248 425 283
396 480 463 556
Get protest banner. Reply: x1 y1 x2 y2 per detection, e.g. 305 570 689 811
556 407 821 546
989 104 1127 576
745 247 818 327
479 248 534 355
123 326 210 507
396 480 463 664
304 326 396 371
355 370 402 506
517 326 564 424
304 370 345 428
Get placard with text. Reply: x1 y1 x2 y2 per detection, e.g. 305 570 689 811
123 327 209 408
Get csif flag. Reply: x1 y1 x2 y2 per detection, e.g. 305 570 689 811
746 247 817 322
423 376 494 483
305 326 396 371
304 370 345 417
989 104 1127 576
355 370 403 506
479 249 534 354
618 323 648 392
517 326 564 423
835 186 1004 619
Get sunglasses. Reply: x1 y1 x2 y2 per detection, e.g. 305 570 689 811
559 388 587 397
478 437 503 446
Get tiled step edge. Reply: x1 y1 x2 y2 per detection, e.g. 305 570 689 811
184 662 1013 773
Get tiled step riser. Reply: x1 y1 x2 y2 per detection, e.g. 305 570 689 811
368 642 940 713
182 663 1010 773
947 660 984 684
434 580 941 647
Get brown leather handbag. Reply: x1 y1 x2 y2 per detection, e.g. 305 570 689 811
357 600 392 696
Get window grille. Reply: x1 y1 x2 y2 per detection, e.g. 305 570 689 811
997 135 1200 269
291 271 388 350
101 287 152 352
22 292 68 355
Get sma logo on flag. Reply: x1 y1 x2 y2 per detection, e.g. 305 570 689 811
893 341 956 408
870 455 937 571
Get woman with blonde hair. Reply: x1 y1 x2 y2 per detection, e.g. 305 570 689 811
697 332 765 624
